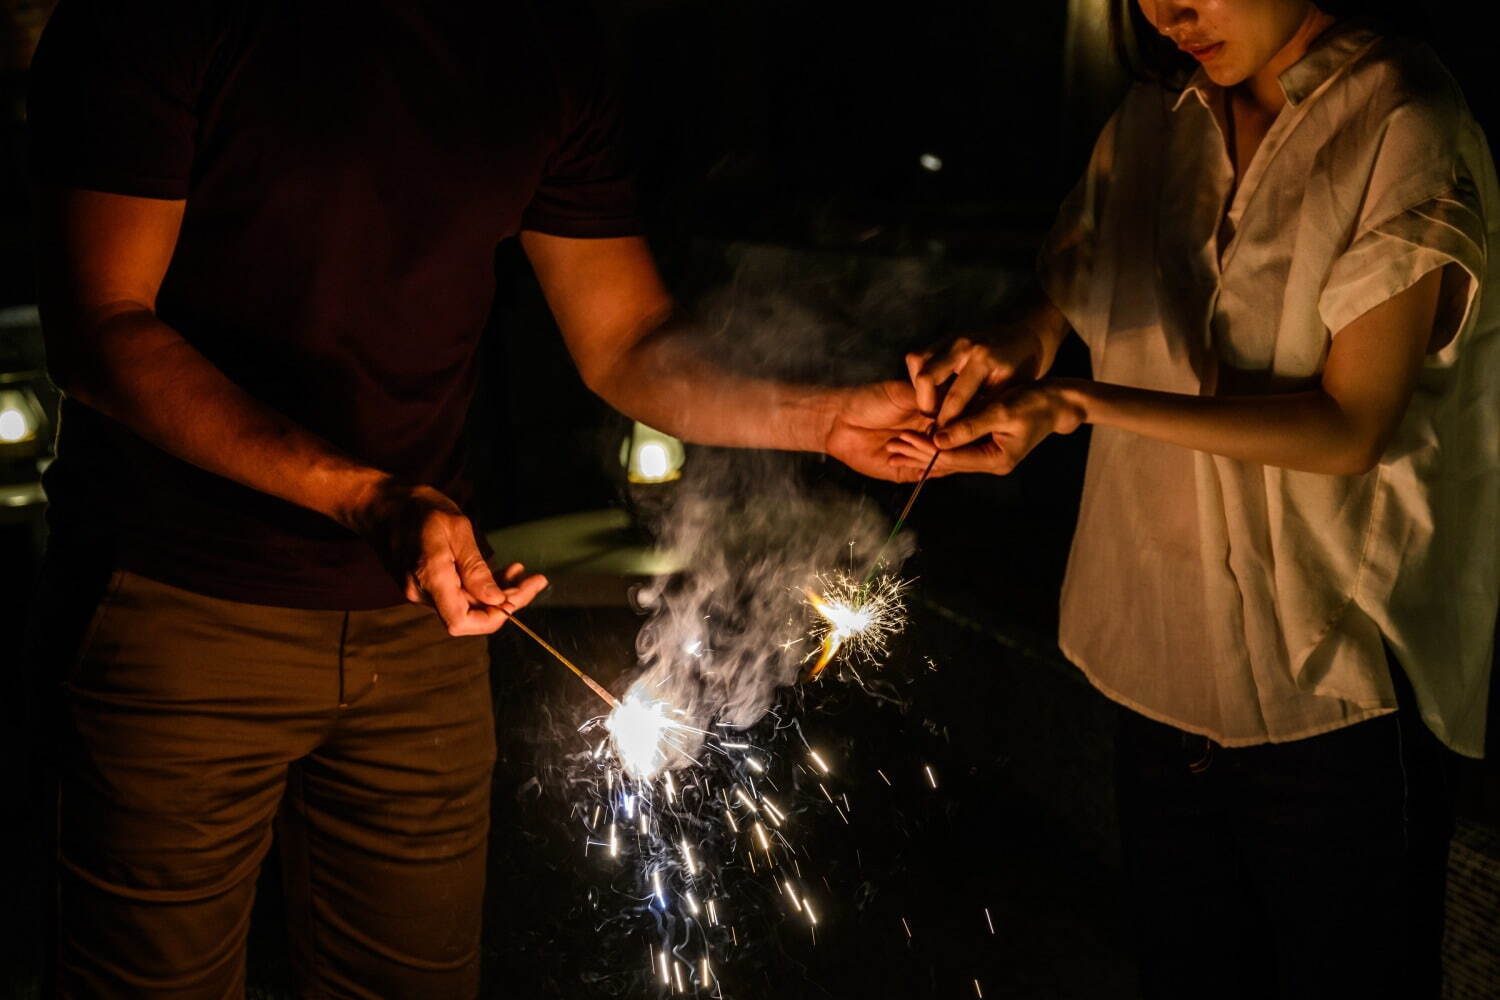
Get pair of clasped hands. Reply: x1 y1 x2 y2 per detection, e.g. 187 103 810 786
375 324 1079 637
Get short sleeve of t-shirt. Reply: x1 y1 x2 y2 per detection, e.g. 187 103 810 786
27 0 221 200
1318 100 1488 351
520 5 642 239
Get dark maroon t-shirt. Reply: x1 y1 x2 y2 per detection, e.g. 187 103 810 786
28 0 640 609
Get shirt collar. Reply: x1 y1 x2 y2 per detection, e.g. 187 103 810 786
1170 19 1382 113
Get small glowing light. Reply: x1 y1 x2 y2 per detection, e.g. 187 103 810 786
638 442 669 480
622 420 685 484
0 407 29 443
919 152 944 172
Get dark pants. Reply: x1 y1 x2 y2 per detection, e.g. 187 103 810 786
32 566 495 999
1116 675 1454 1000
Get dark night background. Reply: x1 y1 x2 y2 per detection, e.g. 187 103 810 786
3 2 1499 998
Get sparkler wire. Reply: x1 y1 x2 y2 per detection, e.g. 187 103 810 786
507 614 621 709
859 423 941 590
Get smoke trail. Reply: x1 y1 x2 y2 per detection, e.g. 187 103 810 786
628 448 912 756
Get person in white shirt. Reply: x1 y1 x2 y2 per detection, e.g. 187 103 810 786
892 2 1497 997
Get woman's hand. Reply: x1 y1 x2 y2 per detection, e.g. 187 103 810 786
887 379 1088 476
906 327 1049 427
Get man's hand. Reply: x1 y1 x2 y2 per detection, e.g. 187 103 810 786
824 380 931 482
352 480 548 635
886 379 1087 477
906 326 1048 428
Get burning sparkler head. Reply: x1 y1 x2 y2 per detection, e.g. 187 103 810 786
605 691 677 781
804 571 909 679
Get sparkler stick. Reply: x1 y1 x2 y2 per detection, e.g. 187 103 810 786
860 422 941 590
508 614 620 710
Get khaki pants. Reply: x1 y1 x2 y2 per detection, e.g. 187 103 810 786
44 568 494 999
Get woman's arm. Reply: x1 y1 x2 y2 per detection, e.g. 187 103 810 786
890 267 1445 477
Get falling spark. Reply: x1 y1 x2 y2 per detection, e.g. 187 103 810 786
803 572 908 679
733 787 758 812
974 979 984 998
707 899 719 925
745 756 765 774
924 765 938 789
804 896 818 926
674 960 686 993
609 823 619 858
681 838 698 876
877 769 892 786
723 808 739 832
652 870 665 906
659 949 671 986
753 821 771 853
809 750 831 774
901 916 912 939
984 908 995 935
701 958 711 984
684 890 701 916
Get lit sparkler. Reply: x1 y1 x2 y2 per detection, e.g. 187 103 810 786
803 571 909 679
603 687 704 782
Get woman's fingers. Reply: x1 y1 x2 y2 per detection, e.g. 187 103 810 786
907 337 973 415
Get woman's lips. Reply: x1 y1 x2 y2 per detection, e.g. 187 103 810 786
1182 41 1224 62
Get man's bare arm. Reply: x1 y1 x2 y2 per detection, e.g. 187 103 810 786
36 187 542 632
519 231 927 481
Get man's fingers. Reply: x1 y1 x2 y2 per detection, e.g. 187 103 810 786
454 529 504 606
502 572 549 612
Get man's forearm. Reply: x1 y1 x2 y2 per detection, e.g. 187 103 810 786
55 305 388 530
583 318 842 452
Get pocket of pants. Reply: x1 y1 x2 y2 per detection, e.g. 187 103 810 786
61 568 131 688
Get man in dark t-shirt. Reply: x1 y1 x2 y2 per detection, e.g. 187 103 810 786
26 2 923 996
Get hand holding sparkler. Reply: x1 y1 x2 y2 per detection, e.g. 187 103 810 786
354 478 547 635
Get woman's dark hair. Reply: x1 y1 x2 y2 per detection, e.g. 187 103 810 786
1109 1 1431 85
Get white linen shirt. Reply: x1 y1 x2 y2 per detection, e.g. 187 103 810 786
1040 22 1499 757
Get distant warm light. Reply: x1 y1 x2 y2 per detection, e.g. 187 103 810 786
0 407 30 443
638 442 669 481
919 153 943 172
621 420 685 484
